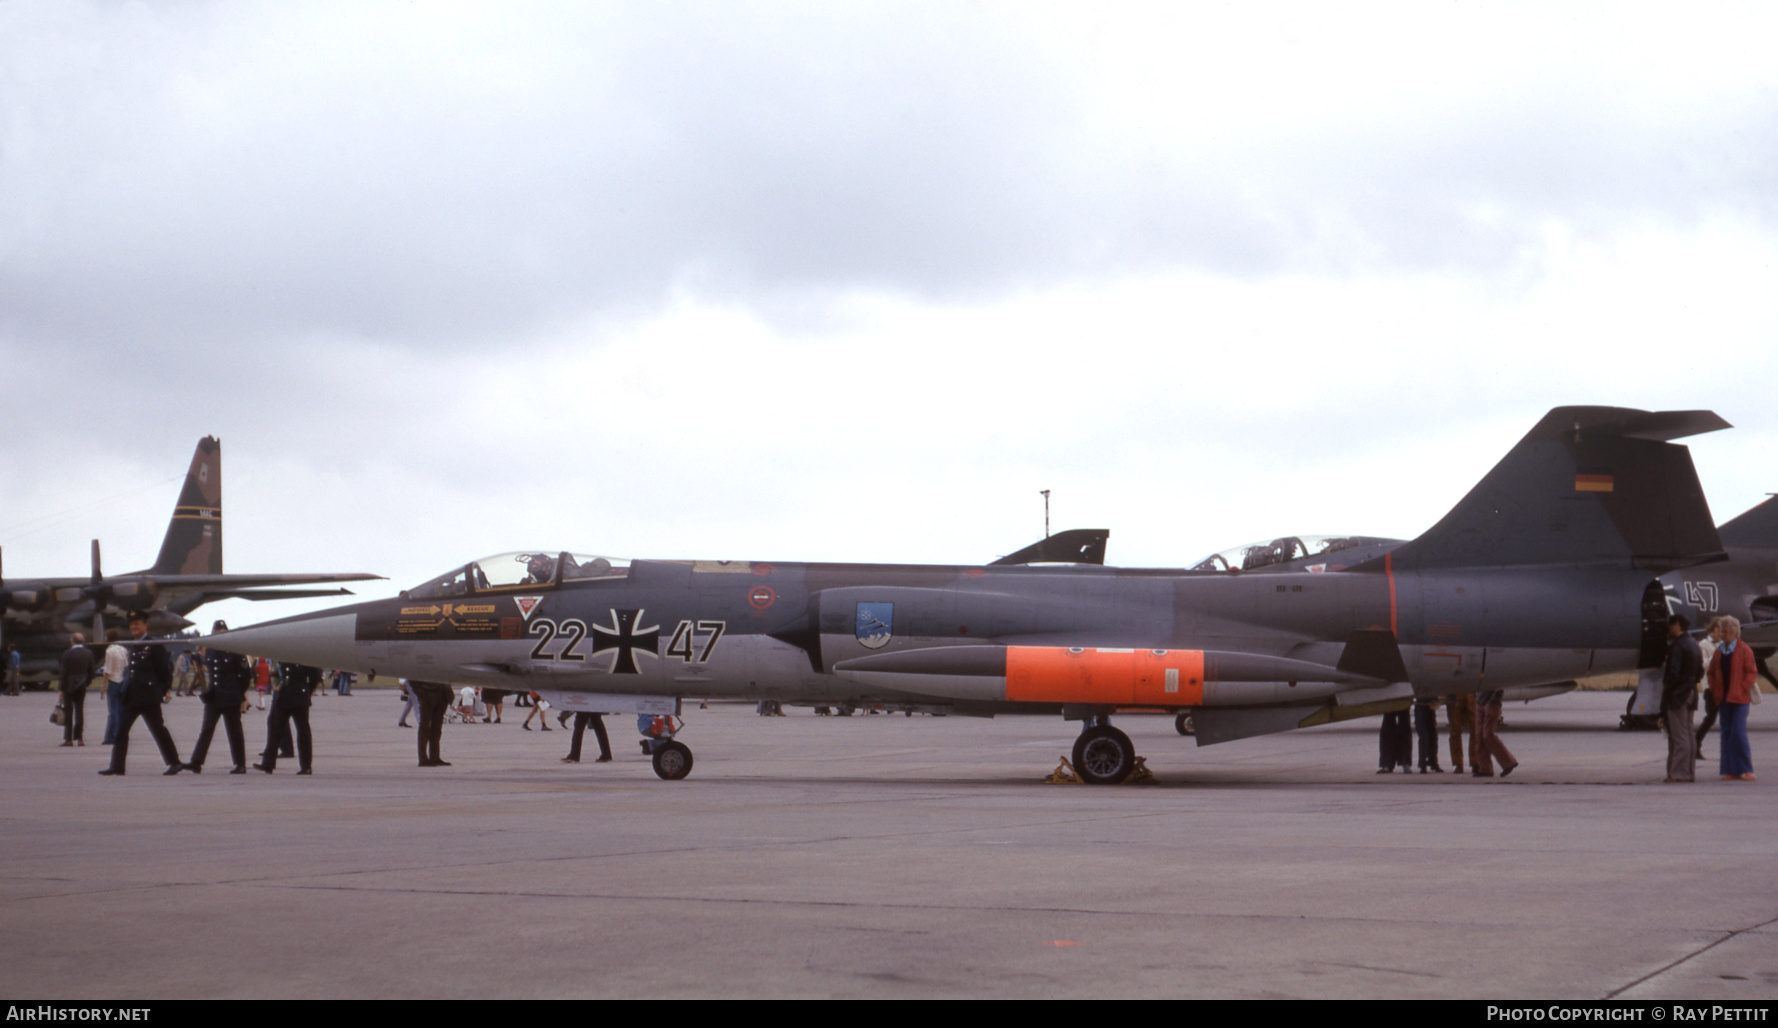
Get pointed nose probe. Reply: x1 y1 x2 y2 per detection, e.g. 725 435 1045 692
207 613 362 670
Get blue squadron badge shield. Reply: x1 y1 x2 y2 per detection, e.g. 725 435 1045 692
855 602 894 649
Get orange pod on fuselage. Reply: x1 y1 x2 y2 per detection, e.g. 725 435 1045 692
1004 647 1205 706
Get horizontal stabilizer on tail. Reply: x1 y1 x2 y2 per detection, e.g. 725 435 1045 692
1374 407 1728 572
990 529 1109 566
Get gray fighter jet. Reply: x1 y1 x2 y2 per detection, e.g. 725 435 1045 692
208 406 1728 783
1 437 381 683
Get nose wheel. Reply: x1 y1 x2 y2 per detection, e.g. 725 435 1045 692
1071 724 1136 785
649 740 694 780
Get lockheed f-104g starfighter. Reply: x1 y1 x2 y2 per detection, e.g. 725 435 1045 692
206 406 1730 783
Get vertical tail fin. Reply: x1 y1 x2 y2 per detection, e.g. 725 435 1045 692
151 437 222 575
1384 407 1728 571
1717 496 1778 548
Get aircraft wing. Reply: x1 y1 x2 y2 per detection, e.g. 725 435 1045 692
191 587 363 602
144 573 384 588
151 575 382 616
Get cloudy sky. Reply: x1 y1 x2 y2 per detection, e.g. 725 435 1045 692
3 1 1775 626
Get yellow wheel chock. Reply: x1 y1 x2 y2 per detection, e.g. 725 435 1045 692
1044 754 1154 784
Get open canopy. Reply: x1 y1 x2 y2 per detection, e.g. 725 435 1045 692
1190 535 1372 572
408 551 629 597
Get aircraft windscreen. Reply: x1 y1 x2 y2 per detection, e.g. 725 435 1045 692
408 551 629 597
1190 535 1367 572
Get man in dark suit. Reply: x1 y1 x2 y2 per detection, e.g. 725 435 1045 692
187 621 251 774
561 711 612 764
411 680 453 767
1660 614 1704 783
58 634 95 747
99 614 183 776
255 662 320 775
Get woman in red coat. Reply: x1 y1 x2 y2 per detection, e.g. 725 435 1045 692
1707 616 1759 780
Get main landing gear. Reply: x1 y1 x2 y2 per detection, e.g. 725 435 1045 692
1071 716 1137 785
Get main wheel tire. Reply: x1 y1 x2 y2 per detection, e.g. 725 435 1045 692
1071 725 1135 785
1174 712 1194 736
651 740 694 780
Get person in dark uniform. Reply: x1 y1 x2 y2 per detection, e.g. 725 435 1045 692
254 662 320 774
187 621 250 774
411 680 453 767
259 661 295 760
58 634 95 747
99 614 184 776
1413 697 1443 772
561 711 611 764
1376 707 1412 773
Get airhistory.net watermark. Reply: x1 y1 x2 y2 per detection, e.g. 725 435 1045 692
5 1008 150 1022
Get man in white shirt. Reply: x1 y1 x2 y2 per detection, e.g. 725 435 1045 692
1695 618 1723 760
101 633 129 746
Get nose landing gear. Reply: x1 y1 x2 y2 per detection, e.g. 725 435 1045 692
639 715 694 780
650 740 694 780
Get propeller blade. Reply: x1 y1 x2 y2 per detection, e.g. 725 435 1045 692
91 539 102 584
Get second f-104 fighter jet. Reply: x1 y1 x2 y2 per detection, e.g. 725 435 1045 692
208 406 1729 783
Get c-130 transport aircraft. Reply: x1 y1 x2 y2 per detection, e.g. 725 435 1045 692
209 406 1730 783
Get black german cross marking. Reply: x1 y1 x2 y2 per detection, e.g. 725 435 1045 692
591 608 661 675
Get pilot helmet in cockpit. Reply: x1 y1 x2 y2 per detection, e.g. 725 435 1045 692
524 553 557 584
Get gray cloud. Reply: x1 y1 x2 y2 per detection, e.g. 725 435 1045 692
4 1 1774 357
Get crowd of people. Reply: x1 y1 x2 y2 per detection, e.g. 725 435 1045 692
1377 690 1518 777
1376 614 1761 782
47 615 347 776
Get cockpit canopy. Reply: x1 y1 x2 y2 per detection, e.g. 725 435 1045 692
407 552 629 598
1190 535 1371 572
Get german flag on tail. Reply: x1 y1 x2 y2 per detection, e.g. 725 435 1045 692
1574 469 1615 493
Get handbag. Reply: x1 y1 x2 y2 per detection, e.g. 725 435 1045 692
50 700 66 726
1735 647 1762 704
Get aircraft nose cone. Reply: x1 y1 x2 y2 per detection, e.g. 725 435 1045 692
209 613 361 670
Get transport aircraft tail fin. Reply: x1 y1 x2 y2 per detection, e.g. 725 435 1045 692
1377 408 1728 572
150 437 223 575
989 528 1109 566
1717 496 1778 548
